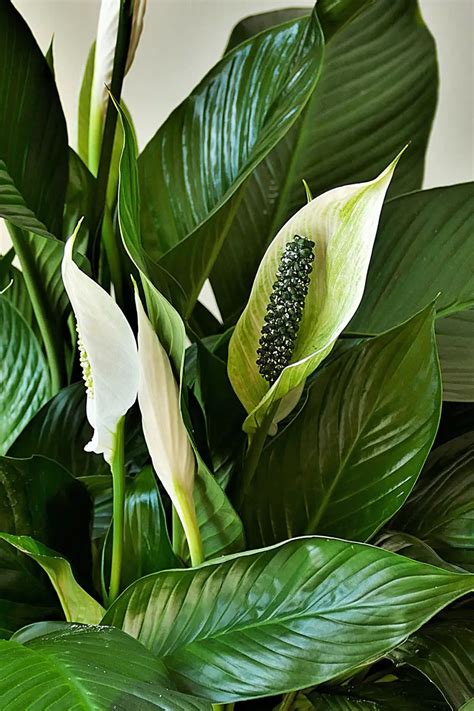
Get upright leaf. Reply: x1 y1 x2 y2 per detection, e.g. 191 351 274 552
240 307 441 545
0 297 50 453
0 623 210 710
0 0 68 237
137 9 324 314
212 0 438 324
104 537 474 703
395 432 474 571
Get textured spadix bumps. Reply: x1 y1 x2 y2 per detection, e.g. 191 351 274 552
228 152 403 434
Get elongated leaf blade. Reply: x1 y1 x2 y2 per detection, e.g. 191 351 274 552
0 623 210 710
212 0 438 325
0 297 50 453
0 0 68 237
104 537 473 703
240 306 441 544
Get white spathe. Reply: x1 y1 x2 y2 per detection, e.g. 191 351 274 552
61 225 138 463
135 290 196 503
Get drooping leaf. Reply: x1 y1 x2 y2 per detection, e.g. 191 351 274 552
0 297 50 453
228 156 400 434
240 306 441 545
0 0 68 237
395 432 474 571
0 623 210 710
104 537 473 703
0 534 104 625
390 613 474 709
211 0 438 324
351 184 474 332
136 9 325 315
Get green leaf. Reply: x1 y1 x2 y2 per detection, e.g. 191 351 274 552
211 0 438 324
0 623 210 710
228 156 401 434
390 614 474 709
0 259 33 327
395 432 474 571
0 297 50 453
103 467 181 590
0 534 104 625
351 184 474 332
240 306 441 545
0 0 68 238
376 531 464 573
63 149 95 240
436 310 474 401
137 9 324 315
77 42 95 165
104 537 473 703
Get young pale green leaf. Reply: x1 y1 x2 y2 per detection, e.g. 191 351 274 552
212 0 438 325
240 306 441 545
229 155 401 434
104 537 474 703
61 224 138 463
0 297 50 454
0 0 68 238
0 534 104 625
0 623 210 710
395 432 474 571
137 8 324 315
390 614 474 709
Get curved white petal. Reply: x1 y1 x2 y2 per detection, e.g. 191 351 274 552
135 291 195 502
62 226 138 463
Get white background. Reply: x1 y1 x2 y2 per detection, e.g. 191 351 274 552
2 0 473 258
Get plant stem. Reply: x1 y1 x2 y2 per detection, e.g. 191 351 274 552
90 0 133 276
280 691 297 711
7 223 65 394
174 485 204 567
236 400 279 507
109 416 126 603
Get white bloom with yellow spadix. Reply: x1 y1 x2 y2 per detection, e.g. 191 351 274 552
134 288 202 566
61 222 138 464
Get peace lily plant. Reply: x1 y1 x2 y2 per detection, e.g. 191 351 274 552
0 0 473 708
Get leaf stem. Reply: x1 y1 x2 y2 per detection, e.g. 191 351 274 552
109 416 126 603
7 223 65 394
173 485 204 567
280 691 297 710
236 400 279 507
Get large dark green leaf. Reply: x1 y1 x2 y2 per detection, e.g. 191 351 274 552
137 9 324 315
104 537 473 703
0 623 210 710
436 310 474 401
240 307 440 546
351 184 474 332
0 0 68 238
390 614 474 709
395 432 474 571
0 297 50 454
0 456 92 636
211 0 438 324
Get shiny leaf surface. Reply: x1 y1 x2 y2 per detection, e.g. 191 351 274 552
240 307 441 545
104 537 473 703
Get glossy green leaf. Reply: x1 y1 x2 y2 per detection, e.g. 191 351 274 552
351 184 474 332
0 259 33 328
104 537 473 703
212 0 438 324
0 297 50 453
240 307 440 545
436 310 474 401
103 467 181 590
0 534 104 625
77 42 95 165
228 156 400 434
376 531 464 573
395 432 474 571
63 149 95 240
0 623 210 710
137 9 324 314
390 614 474 709
0 0 68 238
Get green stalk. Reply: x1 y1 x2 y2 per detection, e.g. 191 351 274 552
236 400 280 507
174 485 203 567
7 223 65 394
109 416 126 604
280 691 297 710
